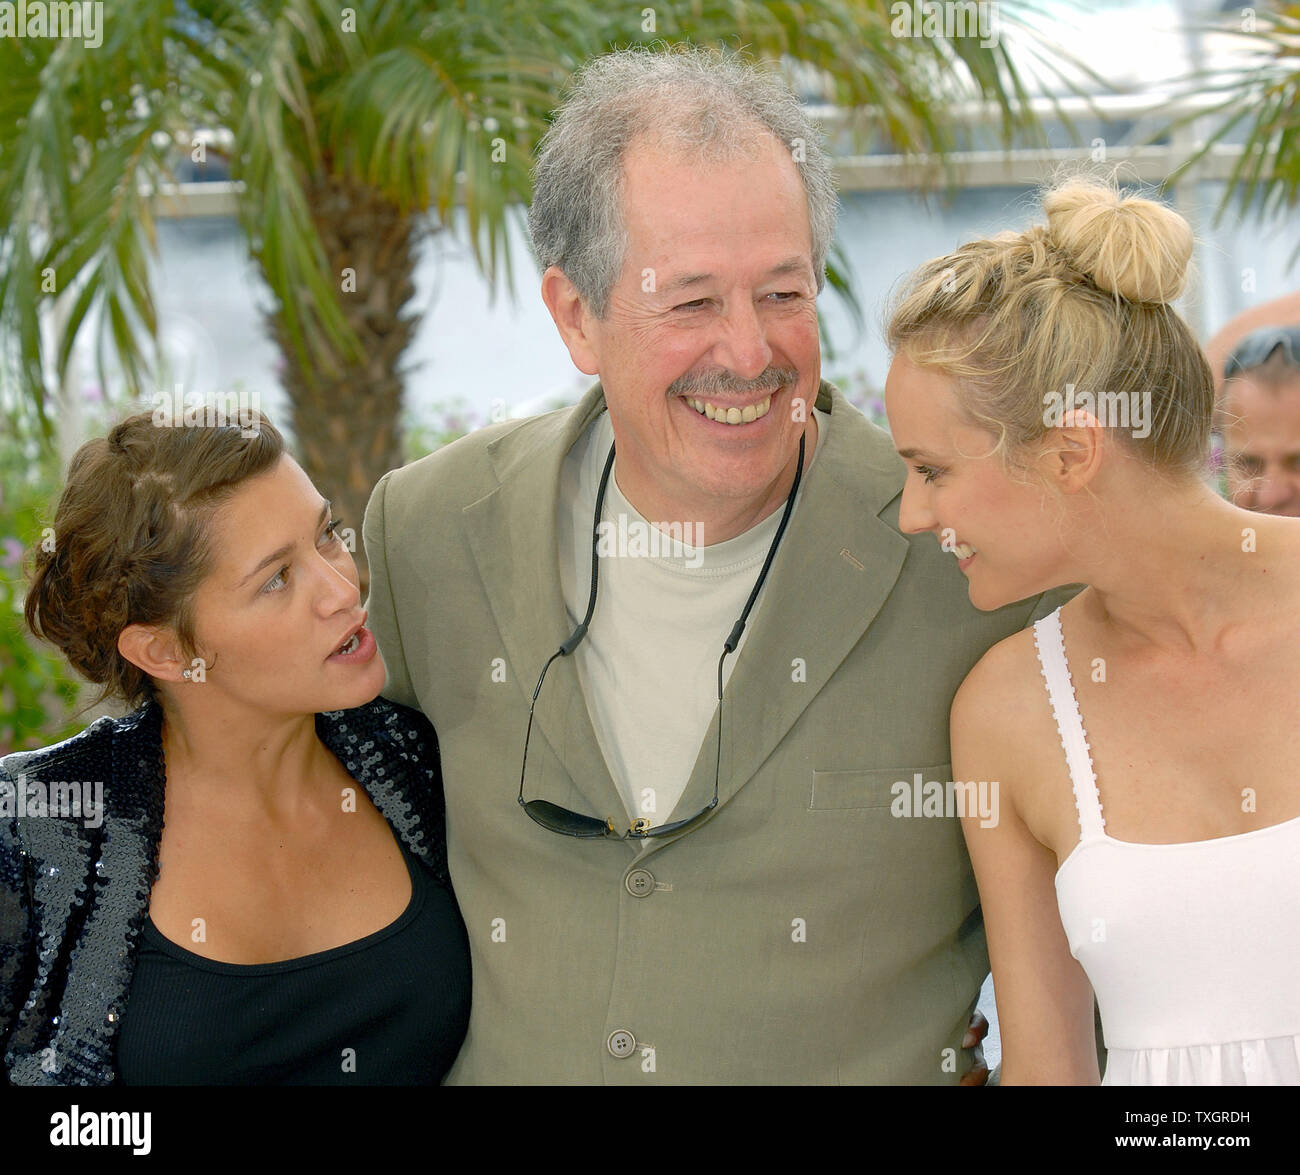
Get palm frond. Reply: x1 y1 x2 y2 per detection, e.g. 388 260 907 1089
0 0 1104 433
0 9 181 428
1159 4 1300 225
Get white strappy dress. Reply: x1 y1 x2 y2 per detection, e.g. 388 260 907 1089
1034 607 1300 1085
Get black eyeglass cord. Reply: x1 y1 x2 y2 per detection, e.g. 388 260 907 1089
525 441 616 708
712 431 806 810
521 425 808 838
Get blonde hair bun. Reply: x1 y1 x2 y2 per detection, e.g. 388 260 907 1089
1044 179 1192 303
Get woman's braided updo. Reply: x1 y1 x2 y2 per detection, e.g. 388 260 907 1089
24 409 285 709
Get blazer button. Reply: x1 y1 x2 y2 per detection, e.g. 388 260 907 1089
625 868 654 898
607 1029 636 1058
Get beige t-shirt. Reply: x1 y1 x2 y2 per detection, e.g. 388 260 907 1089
557 407 829 830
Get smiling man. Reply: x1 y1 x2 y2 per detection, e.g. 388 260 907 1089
363 46 1073 1084
543 128 821 541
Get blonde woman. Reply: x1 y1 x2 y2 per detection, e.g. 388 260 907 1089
883 177 1300 1085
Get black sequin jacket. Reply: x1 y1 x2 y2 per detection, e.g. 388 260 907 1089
0 695 449 1086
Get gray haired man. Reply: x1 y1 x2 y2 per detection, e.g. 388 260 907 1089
363 46 1070 1083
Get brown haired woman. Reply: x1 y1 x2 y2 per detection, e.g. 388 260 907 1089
0 411 470 1084
884 177 1300 1085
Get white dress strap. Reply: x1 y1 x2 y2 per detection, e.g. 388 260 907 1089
1032 607 1107 840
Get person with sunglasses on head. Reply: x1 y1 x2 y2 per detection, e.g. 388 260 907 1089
887 176 1300 1084
362 45 1076 1085
1218 326 1300 517
1203 290 1300 386
0 411 470 1085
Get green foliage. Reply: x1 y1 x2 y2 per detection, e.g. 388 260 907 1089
0 396 93 753
828 367 890 431
0 0 1091 426
402 396 493 460
1162 4 1300 237
402 391 575 462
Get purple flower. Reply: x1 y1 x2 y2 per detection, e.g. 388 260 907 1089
1 537 24 568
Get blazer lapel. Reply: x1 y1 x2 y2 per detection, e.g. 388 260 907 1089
461 384 624 826
641 382 910 855
460 379 910 848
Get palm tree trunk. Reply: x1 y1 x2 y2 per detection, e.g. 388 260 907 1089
264 173 423 596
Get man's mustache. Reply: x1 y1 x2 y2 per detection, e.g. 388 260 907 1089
668 367 800 399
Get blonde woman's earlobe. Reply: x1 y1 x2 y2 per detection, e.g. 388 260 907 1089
1058 425 1106 491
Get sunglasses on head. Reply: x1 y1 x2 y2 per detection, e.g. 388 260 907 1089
1224 326 1300 381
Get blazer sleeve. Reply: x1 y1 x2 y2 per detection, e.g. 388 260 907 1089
1026 582 1085 623
0 762 35 1063
363 468 419 710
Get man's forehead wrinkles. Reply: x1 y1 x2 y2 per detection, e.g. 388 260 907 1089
660 272 712 293
650 257 814 294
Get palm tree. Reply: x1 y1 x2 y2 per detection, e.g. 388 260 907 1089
1164 3 1300 239
0 0 1086 589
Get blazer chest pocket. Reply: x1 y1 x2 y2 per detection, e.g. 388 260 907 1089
809 764 952 811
